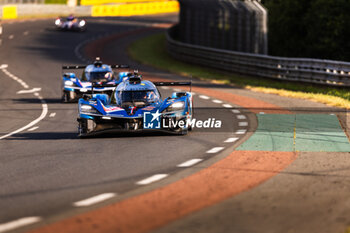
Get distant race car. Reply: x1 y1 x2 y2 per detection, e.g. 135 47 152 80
77 72 193 137
55 15 86 31
0 20 2 38
62 58 129 102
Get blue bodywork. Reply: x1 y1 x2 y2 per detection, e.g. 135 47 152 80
62 62 129 102
77 76 193 137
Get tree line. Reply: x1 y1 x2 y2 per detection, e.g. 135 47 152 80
262 0 350 61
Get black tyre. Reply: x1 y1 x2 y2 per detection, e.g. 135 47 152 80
62 91 69 103
62 91 76 103
78 118 88 138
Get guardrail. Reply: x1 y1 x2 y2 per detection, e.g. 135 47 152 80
0 0 45 4
166 26 350 87
0 4 90 18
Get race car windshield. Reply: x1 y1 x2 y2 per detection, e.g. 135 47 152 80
86 72 109 82
118 90 159 105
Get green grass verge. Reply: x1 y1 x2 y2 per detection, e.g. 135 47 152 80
128 33 350 109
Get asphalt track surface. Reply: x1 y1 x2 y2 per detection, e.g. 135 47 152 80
0 14 349 233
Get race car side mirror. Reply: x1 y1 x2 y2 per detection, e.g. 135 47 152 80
172 92 187 98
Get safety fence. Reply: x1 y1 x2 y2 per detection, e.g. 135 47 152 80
81 0 170 5
0 0 178 18
1 4 90 18
167 26 350 87
91 1 178 17
0 0 45 4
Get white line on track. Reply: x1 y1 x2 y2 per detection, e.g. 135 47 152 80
235 129 247 135
73 193 116 207
206 147 225 154
0 65 48 140
238 122 248 127
199 95 210 100
28 126 39 132
0 217 41 233
223 104 232 108
17 88 41 94
23 31 29 36
136 174 168 185
74 37 92 62
49 113 56 118
161 86 170 90
224 137 239 143
212 99 223 104
237 115 246 120
232 109 240 114
259 112 265 114
0 65 29 89
0 102 47 140
173 88 182 92
177 159 203 167
8 35 14 40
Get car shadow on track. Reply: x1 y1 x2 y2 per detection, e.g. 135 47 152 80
4 131 181 140
10 98 63 104
4 132 78 140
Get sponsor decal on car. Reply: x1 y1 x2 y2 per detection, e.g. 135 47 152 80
103 106 123 113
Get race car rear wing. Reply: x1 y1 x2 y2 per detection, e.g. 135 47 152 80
91 83 118 88
153 82 191 86
81 82 118 100
154 81 192 93
62 64 129 69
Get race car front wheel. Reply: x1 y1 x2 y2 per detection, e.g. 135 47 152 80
78 118 95 138
62 91 76 103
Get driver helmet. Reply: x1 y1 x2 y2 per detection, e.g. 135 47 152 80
104 72 113 80
67 14 75 21
146 91 156 101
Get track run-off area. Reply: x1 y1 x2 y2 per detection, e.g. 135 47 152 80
0 14 349 233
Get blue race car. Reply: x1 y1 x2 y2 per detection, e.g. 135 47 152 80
61 57 129 102
77 72 193 137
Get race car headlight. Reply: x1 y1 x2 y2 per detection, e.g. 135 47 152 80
163 101 185 113
64 80 74 86
80 104 99 114
79 20 86 27
55 19 61 26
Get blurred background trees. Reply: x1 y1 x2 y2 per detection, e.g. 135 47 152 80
262 0 350 61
